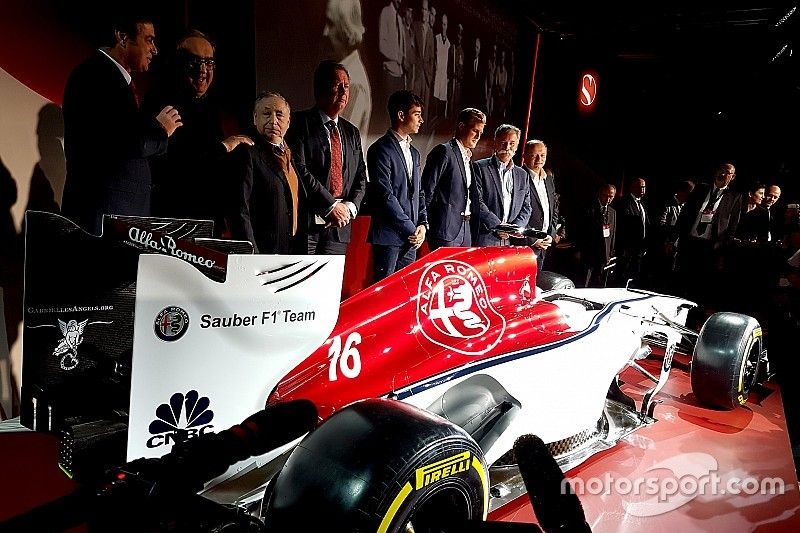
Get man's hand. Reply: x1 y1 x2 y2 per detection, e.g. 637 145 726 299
222 135 254 152
533 235 553 250
156 105 182 137
496 231 510 240
409 225 426 249
327 202 351 228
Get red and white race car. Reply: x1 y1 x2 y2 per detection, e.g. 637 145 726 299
16 213 767 532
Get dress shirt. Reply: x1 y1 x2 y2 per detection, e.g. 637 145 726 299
690 186 726 239
390 129 413 179
530 167 550 232
496 157 514 222
633 196 646 238
455 139 473 215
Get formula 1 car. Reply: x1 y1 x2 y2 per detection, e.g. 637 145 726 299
15 213 768 532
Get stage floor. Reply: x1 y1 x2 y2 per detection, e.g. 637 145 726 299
490 354 800 531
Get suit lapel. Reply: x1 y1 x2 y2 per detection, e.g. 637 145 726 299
488 156 503 201
450 139 467 187
311 111 331 184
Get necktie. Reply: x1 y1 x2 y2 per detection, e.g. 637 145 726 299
275 146 300 236
327 121 344 197
130 79 141 108
697 187 721 234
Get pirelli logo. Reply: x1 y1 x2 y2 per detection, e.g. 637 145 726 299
415 451 472 490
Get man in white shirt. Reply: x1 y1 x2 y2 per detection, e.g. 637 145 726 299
518 140 557 270
473 124 531 246
422 108 486 249
379 0 405 99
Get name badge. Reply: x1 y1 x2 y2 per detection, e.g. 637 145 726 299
602 224 611 238
700 211 714 223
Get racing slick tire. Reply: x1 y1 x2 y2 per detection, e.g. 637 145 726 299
537 271 575 292
690 312 763 409
263 398 489 532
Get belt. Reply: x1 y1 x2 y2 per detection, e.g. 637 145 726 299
462 214 471 221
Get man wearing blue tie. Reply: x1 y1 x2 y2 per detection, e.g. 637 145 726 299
367 90 428 282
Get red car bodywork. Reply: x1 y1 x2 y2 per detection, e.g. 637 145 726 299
269 247 575 418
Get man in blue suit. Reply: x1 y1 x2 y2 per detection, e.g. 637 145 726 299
473 124 531 246
367 90 428 282
422 108 486 249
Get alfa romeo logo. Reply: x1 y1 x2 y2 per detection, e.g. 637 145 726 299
416 260 505 355
154 306 190 342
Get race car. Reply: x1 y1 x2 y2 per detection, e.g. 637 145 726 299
255 245 766 531
16 212 767 532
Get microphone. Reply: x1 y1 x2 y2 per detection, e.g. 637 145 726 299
513 434 592 533
127 399 318 493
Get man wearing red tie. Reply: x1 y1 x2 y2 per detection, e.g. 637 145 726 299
286 61 368 255
62 12 182 235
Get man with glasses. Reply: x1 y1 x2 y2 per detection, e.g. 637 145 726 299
676 162 742 313
145 30 253 232
473 124 531 247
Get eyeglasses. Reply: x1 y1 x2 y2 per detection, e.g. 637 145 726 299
188 57 216 70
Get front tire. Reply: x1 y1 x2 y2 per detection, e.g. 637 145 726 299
690 312 763 409
263 399 489 532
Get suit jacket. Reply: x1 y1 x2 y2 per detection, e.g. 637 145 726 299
515 168 557 246
613 194 649 254
473 156 532 246
422 139 479 243
62 51 168 234
367 131 427 246
658 196 682 245
285 108 367 243
576 201 616 267
677 182 741 249
230 138 331 254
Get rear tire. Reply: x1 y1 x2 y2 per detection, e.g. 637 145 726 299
263 399 489 532
537 271 575 291
690 312 762 409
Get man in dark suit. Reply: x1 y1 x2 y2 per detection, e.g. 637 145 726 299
676 162 742 308
575 183 617 287
230 92 331 254
515 140 557 271
286 60 367 255
422 108 485 249
62 13 183 234
473 124 531 246
464 37 483 109
144 30 253 234
612 177 649 286
367 90 427 282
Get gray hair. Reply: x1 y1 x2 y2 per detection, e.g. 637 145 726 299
494 124 521 139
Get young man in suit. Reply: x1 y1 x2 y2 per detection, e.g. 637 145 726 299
367 90 427 282
516 139 558 271
230 92 332 254
422 108 486 249
61 12 182 234
473 124 532 246
285 60 368 255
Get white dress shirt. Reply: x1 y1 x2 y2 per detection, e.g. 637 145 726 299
455 139 473 215
530 167 550 232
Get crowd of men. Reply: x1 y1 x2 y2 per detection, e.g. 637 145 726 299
59 13 800 311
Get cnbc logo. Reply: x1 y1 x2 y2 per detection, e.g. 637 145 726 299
147 390 215 448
